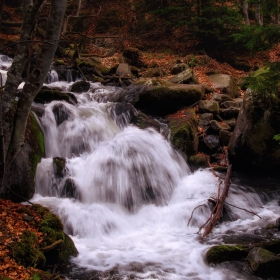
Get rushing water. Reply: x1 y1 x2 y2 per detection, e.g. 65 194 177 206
1 55 280 280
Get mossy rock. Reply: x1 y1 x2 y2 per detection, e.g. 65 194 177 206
31 204 78 265
35 88 72 104
71 81 90 93
167 108 199 156
188 154 208 169
14 230 46 268
2 113 45 202
205 244 249 265
247 247 280 278
53 157 67 178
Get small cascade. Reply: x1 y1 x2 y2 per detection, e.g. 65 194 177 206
47 69 59 84
66 69 73 82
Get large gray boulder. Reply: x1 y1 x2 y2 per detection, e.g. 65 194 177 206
207 74 239 98
135 81 205 116
168 68 198 84
228 90 280 173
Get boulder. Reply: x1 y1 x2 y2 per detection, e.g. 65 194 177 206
188 154 209 170
247 247 280 278
71 80 90 93
143 67 165 78
168 68 198 84
170 63 189 75
135 83 204 116
199 100 219 115
1 113 45 202
116 63 132 76
167 108 199 156
35 87 77 104
219 130 232 146
220 101 241 109
207 74 239 98
205 244 248 264
228 90 280 174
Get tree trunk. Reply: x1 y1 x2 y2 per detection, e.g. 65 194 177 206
242 0 250 25
2 0 44 154
255 3 263 25
0 0 4 30
5 0 66 169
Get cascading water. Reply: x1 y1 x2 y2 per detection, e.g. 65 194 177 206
1 54 279 279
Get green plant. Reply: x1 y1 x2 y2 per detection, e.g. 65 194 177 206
273 134 280 144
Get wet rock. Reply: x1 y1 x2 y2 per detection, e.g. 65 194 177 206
52 103 71 126
111 103 138 127
247 247 280 278
170 63 189 75
204 135 220 150
205 244 248 264
71 80 90 93
276 218 280 231
209 120 231 131
167 108 199 156
220 107 240 119
53 157 66 179
219 130 232 146
61 178 80 199
35 87 74 104
207 74 239 98
199 100 219 115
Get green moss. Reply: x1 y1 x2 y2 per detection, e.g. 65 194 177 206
53 157 66 178
28 113 45 179
205 244 249 265
14 230 46 268
188 154 208 169
168 109 198 156
31 204 78 265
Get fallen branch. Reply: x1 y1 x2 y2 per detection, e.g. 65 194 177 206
42 239 63 252
202 164 232 237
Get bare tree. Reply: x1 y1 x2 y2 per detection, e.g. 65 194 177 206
1 0 67 192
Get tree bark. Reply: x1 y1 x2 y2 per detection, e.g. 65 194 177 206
242 0 250 25
5 0 67 169
255 3 263 25
2 0 44 154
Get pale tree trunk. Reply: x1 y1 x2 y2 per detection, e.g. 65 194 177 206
4 0 67 170
255 3 263 25
76 0 82 17
274 0 280 24
242 0 250 25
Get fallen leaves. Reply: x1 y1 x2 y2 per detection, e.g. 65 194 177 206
0 199 44 280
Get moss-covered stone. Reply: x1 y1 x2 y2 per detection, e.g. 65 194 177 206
205 244 249 265
14 230 46 268
2 113 45 202
53 157 66 178
247 247 280 278
71 81 90 93
35 88 71 104
188 154 208 169
31 204 78 265
167 108 199 156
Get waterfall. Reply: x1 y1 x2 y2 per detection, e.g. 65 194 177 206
0 53 277 280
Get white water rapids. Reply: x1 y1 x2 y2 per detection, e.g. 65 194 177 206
1 55 279 279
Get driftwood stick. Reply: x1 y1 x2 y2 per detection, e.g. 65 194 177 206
187 204 205 226
202 164 232 237
42 239 63 252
